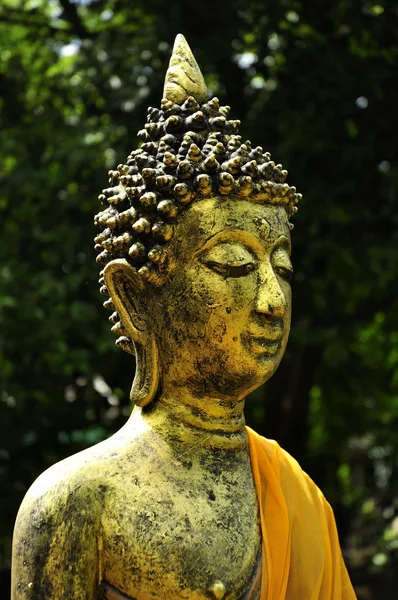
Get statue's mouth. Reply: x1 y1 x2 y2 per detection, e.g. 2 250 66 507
245 335 282 356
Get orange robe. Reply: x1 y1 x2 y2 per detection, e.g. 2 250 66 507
246 427 357 600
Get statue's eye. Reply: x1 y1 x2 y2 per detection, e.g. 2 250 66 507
205 261 256 278
274 266 294 282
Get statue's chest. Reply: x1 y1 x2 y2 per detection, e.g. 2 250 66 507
100 468 262 599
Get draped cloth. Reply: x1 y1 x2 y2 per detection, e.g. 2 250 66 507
246 427 357 600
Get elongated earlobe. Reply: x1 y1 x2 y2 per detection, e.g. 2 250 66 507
130 336 159 407
104 259 160 407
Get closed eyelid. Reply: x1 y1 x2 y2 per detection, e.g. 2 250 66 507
205 262 256 278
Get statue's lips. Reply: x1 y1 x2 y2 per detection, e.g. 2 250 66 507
245 334 283 356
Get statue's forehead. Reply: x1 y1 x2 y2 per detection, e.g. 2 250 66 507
181 199 290 243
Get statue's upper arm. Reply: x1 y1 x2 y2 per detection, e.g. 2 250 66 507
11 471 101 600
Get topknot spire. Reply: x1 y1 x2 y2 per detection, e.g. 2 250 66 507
163 34 208 105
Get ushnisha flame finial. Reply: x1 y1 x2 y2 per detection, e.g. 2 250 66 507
163 34 208 104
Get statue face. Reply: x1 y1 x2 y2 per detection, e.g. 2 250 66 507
150 197 293 400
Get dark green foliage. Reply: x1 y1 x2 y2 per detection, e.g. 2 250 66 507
1 1 397 597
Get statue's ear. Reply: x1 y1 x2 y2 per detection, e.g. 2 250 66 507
104 259 159 408
104 259 148 345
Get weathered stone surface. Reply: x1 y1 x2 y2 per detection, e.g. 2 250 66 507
12 34 299 600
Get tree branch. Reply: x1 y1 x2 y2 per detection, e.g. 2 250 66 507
58 0 90 39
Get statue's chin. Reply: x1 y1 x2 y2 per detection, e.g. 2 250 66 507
158 332 288 402
183 358 280 402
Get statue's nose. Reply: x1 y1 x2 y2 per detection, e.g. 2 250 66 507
255 266 286 319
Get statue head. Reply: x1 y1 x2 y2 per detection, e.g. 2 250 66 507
94 35 301 408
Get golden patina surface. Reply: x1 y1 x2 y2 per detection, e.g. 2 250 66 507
12 35 299 600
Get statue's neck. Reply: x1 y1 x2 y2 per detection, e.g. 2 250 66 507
135 386 248 452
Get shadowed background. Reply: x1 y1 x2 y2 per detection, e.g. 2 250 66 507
1 1 398 598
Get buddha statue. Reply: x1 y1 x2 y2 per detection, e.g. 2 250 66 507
12 35 357 600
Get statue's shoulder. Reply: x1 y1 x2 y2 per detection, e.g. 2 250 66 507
17 425 141 522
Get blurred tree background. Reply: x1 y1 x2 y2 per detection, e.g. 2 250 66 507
1 0 397 597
